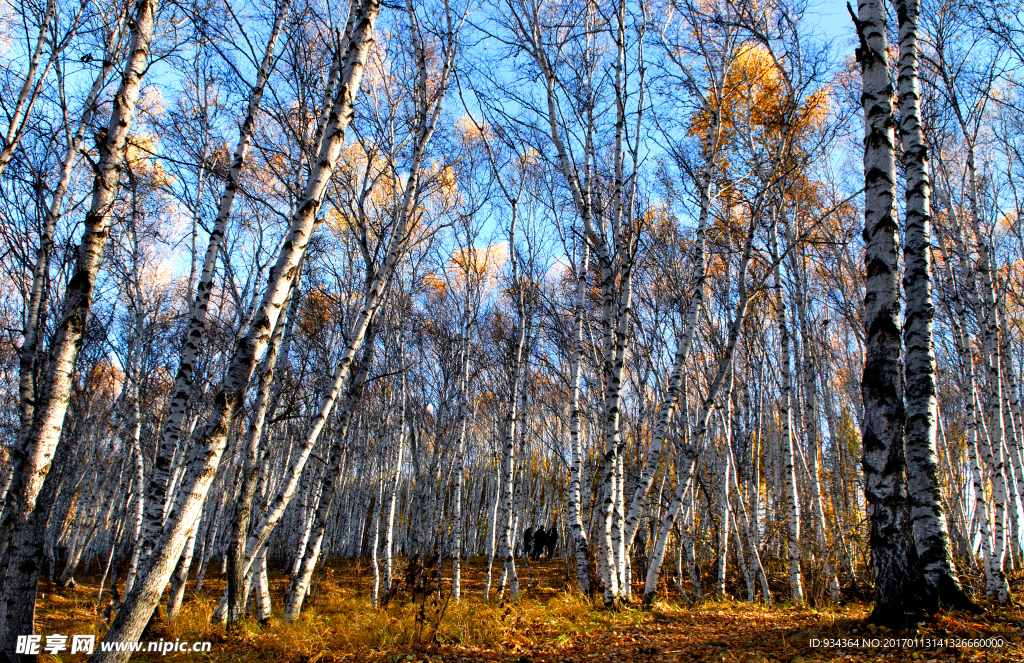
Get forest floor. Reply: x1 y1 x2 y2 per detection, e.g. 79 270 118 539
33 557 1024 663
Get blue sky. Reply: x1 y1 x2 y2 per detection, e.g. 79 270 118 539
808 0 859 56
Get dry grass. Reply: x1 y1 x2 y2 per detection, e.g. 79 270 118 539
32 558 1024 662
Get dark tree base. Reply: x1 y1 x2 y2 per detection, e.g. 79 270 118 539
931 575 986 614
867 576 934 630
867 599 930 630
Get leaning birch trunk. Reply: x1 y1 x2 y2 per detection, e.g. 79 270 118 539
770 212 803 605
289 476 320 576
123 379 146 594
227 264 298 626
144 1 291 569
13 25 121 469
284 325 375 621
0 0 57 180
0 0 158 649
253 548 272 623
643 213 759 604
894 0 976 612
853 0 928 626
166 518 200 619
90 4 382 657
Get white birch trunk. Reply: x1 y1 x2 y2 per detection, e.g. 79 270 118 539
854 0 930 624
567 245 591 593
145 2 292 571
895 0 975 611
714 434 730 598
0 0 158 648
91 5 383 655
771 212 803 605
383 410 405 597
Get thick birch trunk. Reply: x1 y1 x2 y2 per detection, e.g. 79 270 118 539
895 0 976 612
254 548 271 623
853 0 929 626
0 0 158 650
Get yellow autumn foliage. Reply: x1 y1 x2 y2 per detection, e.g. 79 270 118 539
690 43 831 143
455 114 494 145
423 242 508 299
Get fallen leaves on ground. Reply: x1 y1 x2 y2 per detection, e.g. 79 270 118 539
33 559 1024 662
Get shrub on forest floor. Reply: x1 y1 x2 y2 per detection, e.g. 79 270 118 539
195 587 663 655
33 562 1022 662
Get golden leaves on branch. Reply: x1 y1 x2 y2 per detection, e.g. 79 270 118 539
455 115 494 146
689 43 831 142
423 242 508 300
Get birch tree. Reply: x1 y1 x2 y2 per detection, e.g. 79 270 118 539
852 0 930 626
0 0 160 648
